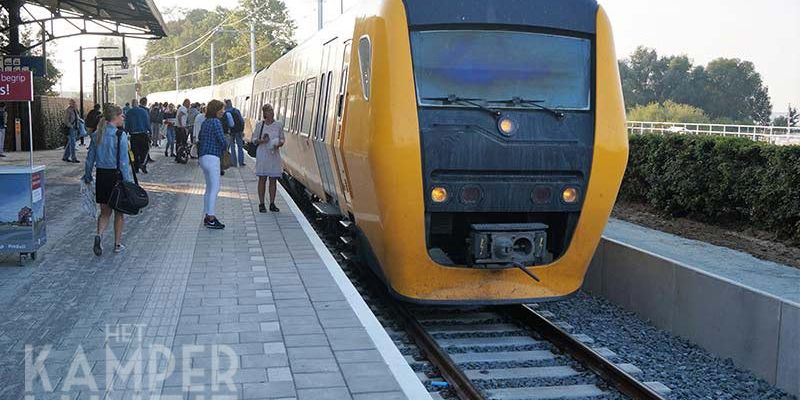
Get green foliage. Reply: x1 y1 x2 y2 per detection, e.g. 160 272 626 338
627 101 710 123
789 105 799 127
619 46 773 125
621 134 800 243
139 0 295 94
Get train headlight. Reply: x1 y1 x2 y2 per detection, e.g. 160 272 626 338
431 186 449 203
497 115 517 135
532 186 552 204
561 187 579 204
460 186 482 204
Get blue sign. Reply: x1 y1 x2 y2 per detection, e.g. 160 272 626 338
0 56 46 77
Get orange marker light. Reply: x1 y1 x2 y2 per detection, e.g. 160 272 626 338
431 187 448 203
562 187 579 204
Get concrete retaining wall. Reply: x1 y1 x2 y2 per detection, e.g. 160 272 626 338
584 237 800 397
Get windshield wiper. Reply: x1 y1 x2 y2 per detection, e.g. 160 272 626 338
422 95 501 118
488 97 565 120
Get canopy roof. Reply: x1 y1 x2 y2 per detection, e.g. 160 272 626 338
22 0 167 40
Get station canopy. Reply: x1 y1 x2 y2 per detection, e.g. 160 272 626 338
7 0 167 50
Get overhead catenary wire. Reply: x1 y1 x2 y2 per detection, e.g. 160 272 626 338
138 10 254 66
117 40 276 88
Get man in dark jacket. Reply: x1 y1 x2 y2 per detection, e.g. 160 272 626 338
125 97 152 174
85 104 102 134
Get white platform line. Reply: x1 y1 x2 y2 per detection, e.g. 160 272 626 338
277 185 433 400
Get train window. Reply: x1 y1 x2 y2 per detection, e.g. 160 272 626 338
275 88 282 122
313 73 328 141
358 36 372 100
319 71 333 141
337 41 352 119
300 77 317 136
283 85 292 126
293 82 304 133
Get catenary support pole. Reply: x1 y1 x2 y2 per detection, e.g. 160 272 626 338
250 21 256 74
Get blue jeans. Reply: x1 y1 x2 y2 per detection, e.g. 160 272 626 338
62 128 77 160
229 131 245 166
166 127 176 155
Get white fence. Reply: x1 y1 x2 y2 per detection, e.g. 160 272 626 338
627 121 800 146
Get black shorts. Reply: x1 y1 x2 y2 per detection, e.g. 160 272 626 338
96 168 119 204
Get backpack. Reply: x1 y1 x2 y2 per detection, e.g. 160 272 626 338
230 109 245 133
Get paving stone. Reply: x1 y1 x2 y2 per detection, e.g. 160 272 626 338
0 153 414 400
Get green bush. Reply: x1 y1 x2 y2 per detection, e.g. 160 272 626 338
620 134 800 243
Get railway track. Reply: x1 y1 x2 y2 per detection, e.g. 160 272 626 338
287 188 671 400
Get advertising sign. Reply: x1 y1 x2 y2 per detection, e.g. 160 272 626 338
0 71 33 102
0 167 47 253
0 56 46 77
0 71 34 102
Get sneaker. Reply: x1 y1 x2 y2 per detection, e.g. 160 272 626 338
204 217 225 230
114 244 126 253
71 159 81 163
269 203 279 212
259 204 267 213
240 163 246 167
141 165 148 174
93 235 102 256
165 151 168 157
0 154 6 157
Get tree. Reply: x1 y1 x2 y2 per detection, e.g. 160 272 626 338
139 0 295 94
619 48 773 124
773 116 788 127
627 101 710 123
789 105 799 127
703 58 772 124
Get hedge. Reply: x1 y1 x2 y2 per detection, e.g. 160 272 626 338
619 134 800 244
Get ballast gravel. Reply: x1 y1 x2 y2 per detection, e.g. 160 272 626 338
542 290 794 400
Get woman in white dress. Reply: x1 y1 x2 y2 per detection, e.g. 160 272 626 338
254 103 285 212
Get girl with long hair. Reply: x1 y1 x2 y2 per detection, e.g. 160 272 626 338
197 100 227 229
82 105 134 255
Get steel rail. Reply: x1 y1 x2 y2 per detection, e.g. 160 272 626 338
503 304 666 400
383 299 485 400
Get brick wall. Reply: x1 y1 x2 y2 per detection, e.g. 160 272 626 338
2 97 95 151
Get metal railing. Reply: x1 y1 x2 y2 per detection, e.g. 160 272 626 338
627 121 800 146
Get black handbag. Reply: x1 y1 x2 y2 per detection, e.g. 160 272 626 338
245 122 265 158
108 131 149 215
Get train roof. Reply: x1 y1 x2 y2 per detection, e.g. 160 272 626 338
401 0 598 34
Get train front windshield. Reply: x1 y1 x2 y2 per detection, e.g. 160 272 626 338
410 30 591 110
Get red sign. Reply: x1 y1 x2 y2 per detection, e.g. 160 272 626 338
0 71 33 102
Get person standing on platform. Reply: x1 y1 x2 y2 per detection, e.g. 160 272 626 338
149 103 163 147
122 102 131 115
85 104 102 135
0 102 6 158
125 97 152 174
176 98 190 153
82 104 134 255
62 99 81 163
197 100 227 230
163 104 177 157
223 99 246 167
254 104 285 213
187 102 200 144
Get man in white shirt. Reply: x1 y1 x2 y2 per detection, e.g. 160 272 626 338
176 98 190 155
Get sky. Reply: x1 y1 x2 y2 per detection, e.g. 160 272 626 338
43 0 800 113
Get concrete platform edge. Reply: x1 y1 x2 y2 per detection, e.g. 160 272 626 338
278 185 433 400
584 236 800 397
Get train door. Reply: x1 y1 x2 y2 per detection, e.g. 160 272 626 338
332 40 353 208
313 39 339 203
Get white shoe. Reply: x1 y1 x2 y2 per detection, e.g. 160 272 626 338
114 244 126 253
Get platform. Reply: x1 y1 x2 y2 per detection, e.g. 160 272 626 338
586 218 800 397
0 149 429 400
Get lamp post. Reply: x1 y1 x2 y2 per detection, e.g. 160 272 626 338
100 62 123 104
76 46 117 116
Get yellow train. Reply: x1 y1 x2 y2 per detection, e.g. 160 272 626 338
149 0 628 304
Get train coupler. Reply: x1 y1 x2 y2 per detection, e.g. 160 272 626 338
468 223 551 269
